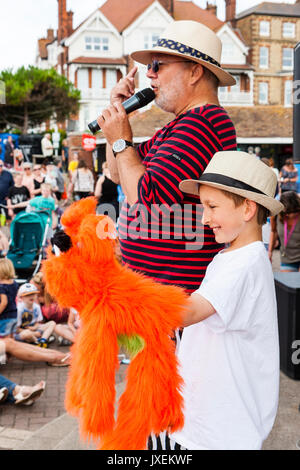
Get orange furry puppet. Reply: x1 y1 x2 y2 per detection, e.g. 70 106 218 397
42 197 188 450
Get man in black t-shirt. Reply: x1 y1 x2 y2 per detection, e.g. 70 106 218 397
7 173 30 218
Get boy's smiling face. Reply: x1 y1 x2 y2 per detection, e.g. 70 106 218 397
199 185 247 246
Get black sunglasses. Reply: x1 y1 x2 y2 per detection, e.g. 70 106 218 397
147 59 191 73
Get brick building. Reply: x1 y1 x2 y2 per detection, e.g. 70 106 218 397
36 0 251 132
234 1 300 106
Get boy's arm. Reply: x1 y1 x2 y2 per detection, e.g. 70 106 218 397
182 293 216 328
0 293 8 315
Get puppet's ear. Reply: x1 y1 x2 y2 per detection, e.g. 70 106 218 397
96 215 117 240
61 197 97 237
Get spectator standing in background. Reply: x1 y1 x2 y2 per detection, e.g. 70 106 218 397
7 172 31 219
41 133 54 159
279 158 298 194
4 136 14 169
0 160 13 211
21 162 35 197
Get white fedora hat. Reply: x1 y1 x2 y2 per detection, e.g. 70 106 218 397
179 151 284 216
131 20 235 87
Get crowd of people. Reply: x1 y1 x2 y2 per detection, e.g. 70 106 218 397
0 147 85 408
0 135 125 409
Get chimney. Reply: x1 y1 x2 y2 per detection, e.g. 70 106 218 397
159 0 174 17
225 0 236 25
207 1 217 16
67 10 74 36
57 0 73 42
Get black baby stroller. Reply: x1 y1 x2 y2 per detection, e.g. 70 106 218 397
7 211 50 282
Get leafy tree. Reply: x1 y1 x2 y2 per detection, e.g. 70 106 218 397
0 66 81 133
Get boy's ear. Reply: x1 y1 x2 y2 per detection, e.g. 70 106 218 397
244 199 258 222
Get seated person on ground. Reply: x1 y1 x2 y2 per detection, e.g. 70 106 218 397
15 283 56 348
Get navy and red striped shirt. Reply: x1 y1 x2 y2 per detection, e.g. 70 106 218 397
119 105 237 293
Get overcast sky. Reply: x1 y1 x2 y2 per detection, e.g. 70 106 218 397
0 0 297 72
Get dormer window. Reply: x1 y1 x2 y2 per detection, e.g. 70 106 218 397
85 36 92 50
144 32 160 50
85 36 109 52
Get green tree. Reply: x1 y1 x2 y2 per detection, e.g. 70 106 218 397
0 66 81 133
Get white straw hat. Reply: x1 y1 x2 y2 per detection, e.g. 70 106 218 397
131 20 235 87
179 151 284 216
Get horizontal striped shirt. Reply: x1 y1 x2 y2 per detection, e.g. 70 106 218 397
119 105 237 293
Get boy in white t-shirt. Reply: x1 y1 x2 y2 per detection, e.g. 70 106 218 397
164 151 283 450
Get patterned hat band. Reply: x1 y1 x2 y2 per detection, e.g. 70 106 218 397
156 38 221 68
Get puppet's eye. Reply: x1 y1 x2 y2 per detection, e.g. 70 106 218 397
51 230 72 253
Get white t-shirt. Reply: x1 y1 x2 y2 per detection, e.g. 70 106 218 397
41 137 53 157
17 301 43 328
171 241 279 450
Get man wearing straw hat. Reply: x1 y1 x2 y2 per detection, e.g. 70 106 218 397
98 21 237 293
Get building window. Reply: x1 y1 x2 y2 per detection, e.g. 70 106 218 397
282 48 293 70
259 21 270 37
144 32 160 49
259 47 269 69
106 69 117 88
258 82 268 104
77 68 89 91
283 22 295 38
284 80 293 107
85 36 109 51
92 69 103 89
85 37 92 51
100 37 109 51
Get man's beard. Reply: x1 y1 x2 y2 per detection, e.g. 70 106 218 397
154 75 185 114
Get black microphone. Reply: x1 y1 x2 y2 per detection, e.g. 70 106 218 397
88 87 155 135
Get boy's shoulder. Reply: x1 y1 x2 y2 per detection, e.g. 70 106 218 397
210 242 268 278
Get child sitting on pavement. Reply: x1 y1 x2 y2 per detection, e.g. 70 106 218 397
15 283 56 348
0 258 19 339
151 151 284 451
54 307 81 346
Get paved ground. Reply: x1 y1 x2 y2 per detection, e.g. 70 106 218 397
0 343 128 450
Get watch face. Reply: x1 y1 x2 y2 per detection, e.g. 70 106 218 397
113 139 126 153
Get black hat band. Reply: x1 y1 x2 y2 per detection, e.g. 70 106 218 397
199 173 268 196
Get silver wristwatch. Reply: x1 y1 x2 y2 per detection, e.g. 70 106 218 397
112 139 133 156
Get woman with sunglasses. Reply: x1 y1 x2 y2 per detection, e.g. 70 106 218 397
32 165 45 196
